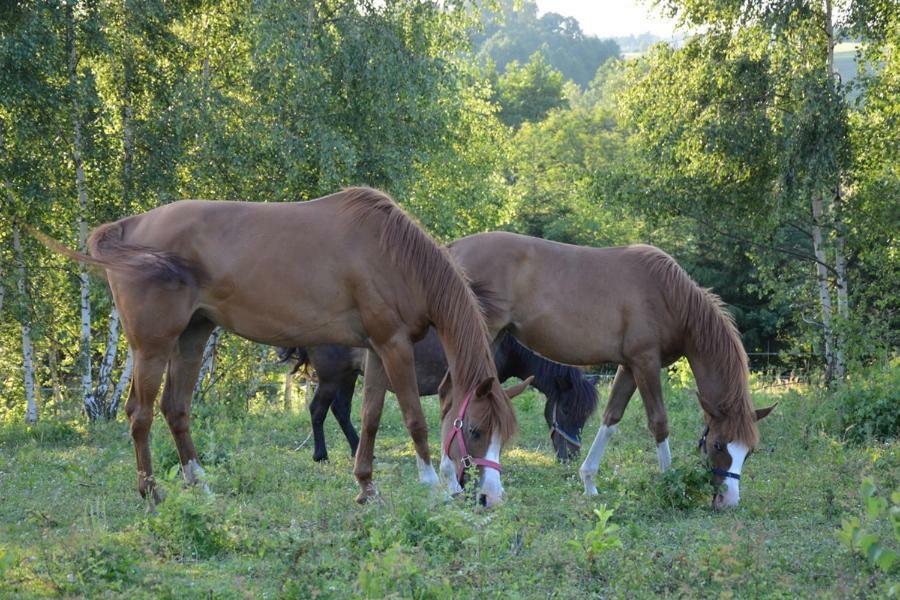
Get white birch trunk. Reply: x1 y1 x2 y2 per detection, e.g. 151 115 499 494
109 347 133 419
49 345 63 414
811 194 836 382
69 7 93 415
194 327 222 398
13 226 37 424
86 305 121 419
825 0 848 380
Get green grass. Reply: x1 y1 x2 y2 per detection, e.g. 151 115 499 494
0 380 897 598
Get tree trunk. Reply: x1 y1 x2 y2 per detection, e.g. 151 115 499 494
13 226 38 424
283 370 293 411
824 0 848 380
85 306 121 419
48 345 63 414
194 327 222 399
811 194 836 383
108 347 133 419
68 4 93 414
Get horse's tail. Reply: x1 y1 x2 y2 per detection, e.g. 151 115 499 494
27 221 207 287
276 347 311 377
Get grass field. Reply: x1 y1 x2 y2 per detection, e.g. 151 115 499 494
1 378 897 598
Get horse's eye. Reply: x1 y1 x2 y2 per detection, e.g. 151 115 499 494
468 427 481 440
714 441 724 452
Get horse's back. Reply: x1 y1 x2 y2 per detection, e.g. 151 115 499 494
102 194 407 348
450 232 682 364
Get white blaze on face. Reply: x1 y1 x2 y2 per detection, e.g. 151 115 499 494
440 452 463 495
717 441 749 508
579 424 617 496
416 455 440 486
656 437 672 472
478 431 504 507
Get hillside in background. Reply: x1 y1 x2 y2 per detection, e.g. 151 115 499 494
473 0 620 87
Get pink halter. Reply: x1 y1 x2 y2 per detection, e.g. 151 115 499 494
444 389 502 483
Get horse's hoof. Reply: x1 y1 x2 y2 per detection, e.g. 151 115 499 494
313 453 329 463
355 492 370 505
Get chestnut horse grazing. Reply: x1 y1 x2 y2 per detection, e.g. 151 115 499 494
35 189 523 506
448 232 775 508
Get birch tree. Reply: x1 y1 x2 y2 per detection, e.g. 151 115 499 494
13 226 37 424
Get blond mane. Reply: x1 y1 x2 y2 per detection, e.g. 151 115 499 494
338 187 517 442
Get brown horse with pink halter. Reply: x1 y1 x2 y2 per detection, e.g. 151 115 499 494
31 189 524 506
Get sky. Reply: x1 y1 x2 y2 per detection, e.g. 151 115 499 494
534 0 680 39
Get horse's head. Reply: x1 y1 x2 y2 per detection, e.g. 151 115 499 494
438 373 531 507
543 374 588 460
699 404 776 509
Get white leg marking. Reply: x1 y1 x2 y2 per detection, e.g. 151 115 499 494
579 424 617 496
416 455 440 486
716 442 749 508
657 437 672 472
479 432 504 507
440 452 463 495
183 459 211 495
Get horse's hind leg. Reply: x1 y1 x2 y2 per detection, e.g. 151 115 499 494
580 365 636 495
125 349 170 503
309 384 335 462
331 376 360 458
159 317 216 491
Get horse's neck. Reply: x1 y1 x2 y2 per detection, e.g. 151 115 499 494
434 325 493 392
686 346 728 411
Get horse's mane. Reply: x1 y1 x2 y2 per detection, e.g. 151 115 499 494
496 332 598 425
636 246 757 447
338 187 516 442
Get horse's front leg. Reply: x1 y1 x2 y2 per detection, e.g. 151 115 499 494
580 365 635 495
353 351 388 503
375 336 438 487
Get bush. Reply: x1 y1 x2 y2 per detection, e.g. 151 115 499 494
825 358 900 444
147 487 231 559
647 459 712 510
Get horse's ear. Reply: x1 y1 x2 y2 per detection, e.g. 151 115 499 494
755 403 777 421
475 376 494 397
504 376 534 400
555 375 573 391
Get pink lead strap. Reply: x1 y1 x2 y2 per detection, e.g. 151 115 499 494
443 389 502 483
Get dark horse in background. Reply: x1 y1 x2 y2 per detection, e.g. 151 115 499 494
278 329 599 462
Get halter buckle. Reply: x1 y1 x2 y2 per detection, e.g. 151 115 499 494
460 455 473 469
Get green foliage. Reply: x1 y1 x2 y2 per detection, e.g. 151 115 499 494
475 0 620 87
568 504 622 572
147 486 231 559
496 51 567 128
357 544 451 599
0 384 897 596
837 478 899 577
822 357 900 443
648 459 713 511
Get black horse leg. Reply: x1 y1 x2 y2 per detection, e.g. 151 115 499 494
331 376 360 457
309 385 334 462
